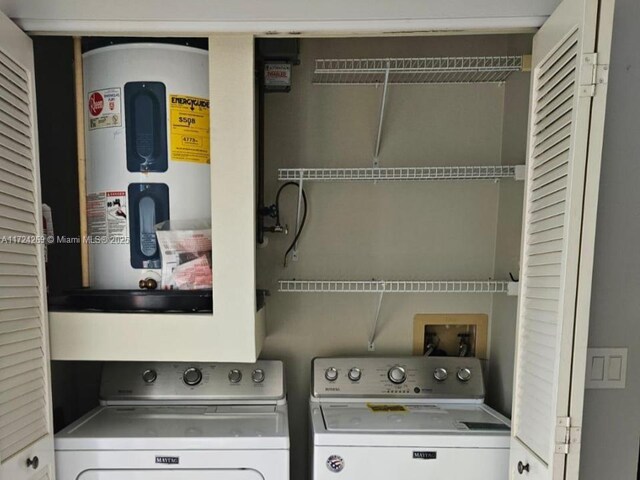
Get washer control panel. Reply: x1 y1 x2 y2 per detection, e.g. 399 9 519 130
312 357 484 400
100 361 285 404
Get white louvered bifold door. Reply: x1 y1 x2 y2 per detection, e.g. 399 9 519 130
509 0 607 479
0 11 55 480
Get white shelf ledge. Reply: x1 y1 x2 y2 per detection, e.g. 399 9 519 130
48 307 265 362
278 280 514 294
278 165 525 182
313 56 527 85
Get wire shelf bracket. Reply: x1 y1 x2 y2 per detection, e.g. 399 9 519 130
278 165 526 182
369 284 385 351
373 62 390 167
291 171 304 262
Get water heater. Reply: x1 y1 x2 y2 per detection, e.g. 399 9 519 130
83 44 210 289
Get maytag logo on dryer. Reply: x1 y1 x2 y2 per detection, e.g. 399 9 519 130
413 451 437 460
155 456 179 464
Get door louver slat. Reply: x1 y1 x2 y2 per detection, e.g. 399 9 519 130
537 85 575 120
0 168 35 193
0 251 38 266
0 297 40 310
534 97 572 135
0 308 39 322
0 288 40 301
0 70 28 104
0 318 39 335
0 87 29 118
0 192 36 215
528 239 564 256
0 144 33 172
0 97 29 128
533 111 573 149
0 178 35 202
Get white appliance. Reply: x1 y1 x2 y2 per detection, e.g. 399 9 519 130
55 361 289 480
310 356 510 480
83 43 211 289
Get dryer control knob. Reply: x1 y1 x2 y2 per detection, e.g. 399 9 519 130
142 369 157 384
228 369 243 384
433 367 449 382
183 367 202 386
252 369 265 383
388 366 407 384
457 368 472 382
348 367 362 382
325 367 339 382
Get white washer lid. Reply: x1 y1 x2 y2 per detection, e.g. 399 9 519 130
321 403 509 434
55 405 289 451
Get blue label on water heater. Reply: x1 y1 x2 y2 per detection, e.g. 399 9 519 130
128 183 169 269
125 81 168 173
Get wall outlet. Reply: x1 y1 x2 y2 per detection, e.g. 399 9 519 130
585 348 628 389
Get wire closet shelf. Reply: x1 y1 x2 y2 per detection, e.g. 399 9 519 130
313 56 526 85
278 165 521 182
278 280 510 294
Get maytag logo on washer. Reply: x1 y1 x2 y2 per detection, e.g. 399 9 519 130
326 455 344 473
155 456 179 464
413 451 437 460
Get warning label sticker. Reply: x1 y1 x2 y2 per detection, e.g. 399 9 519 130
87 191 128 241
366 404 409 413
169 94 210 164
88 88 122 130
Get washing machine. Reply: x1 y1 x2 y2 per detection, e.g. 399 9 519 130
56 361 289 480
310 356 510 480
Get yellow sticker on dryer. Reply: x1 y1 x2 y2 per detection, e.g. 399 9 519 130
169 94 210 164
367 403 408 413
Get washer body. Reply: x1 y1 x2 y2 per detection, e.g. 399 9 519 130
310 356 510 480
55 361 289 480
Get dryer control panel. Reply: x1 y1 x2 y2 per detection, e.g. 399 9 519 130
100 361 285 404
312 356 485 401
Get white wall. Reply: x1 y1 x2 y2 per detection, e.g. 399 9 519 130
258 35 530 479
580 0 640 477
487 35 530 416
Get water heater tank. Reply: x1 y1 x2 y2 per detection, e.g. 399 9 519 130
83 44 210 289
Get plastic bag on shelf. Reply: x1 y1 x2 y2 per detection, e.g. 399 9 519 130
155 219 212 290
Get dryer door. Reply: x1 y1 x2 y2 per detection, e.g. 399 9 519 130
78 470 264 480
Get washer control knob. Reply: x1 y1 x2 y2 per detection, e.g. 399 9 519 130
433 367 449 382
388 366 407 384
348 367 362 382
142 369 157 384
228 369 243 384
325 367 339 382
252 369 265 383
183 367 202 386
457 367 472 382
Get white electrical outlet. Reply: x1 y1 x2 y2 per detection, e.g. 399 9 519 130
585 348 628 389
